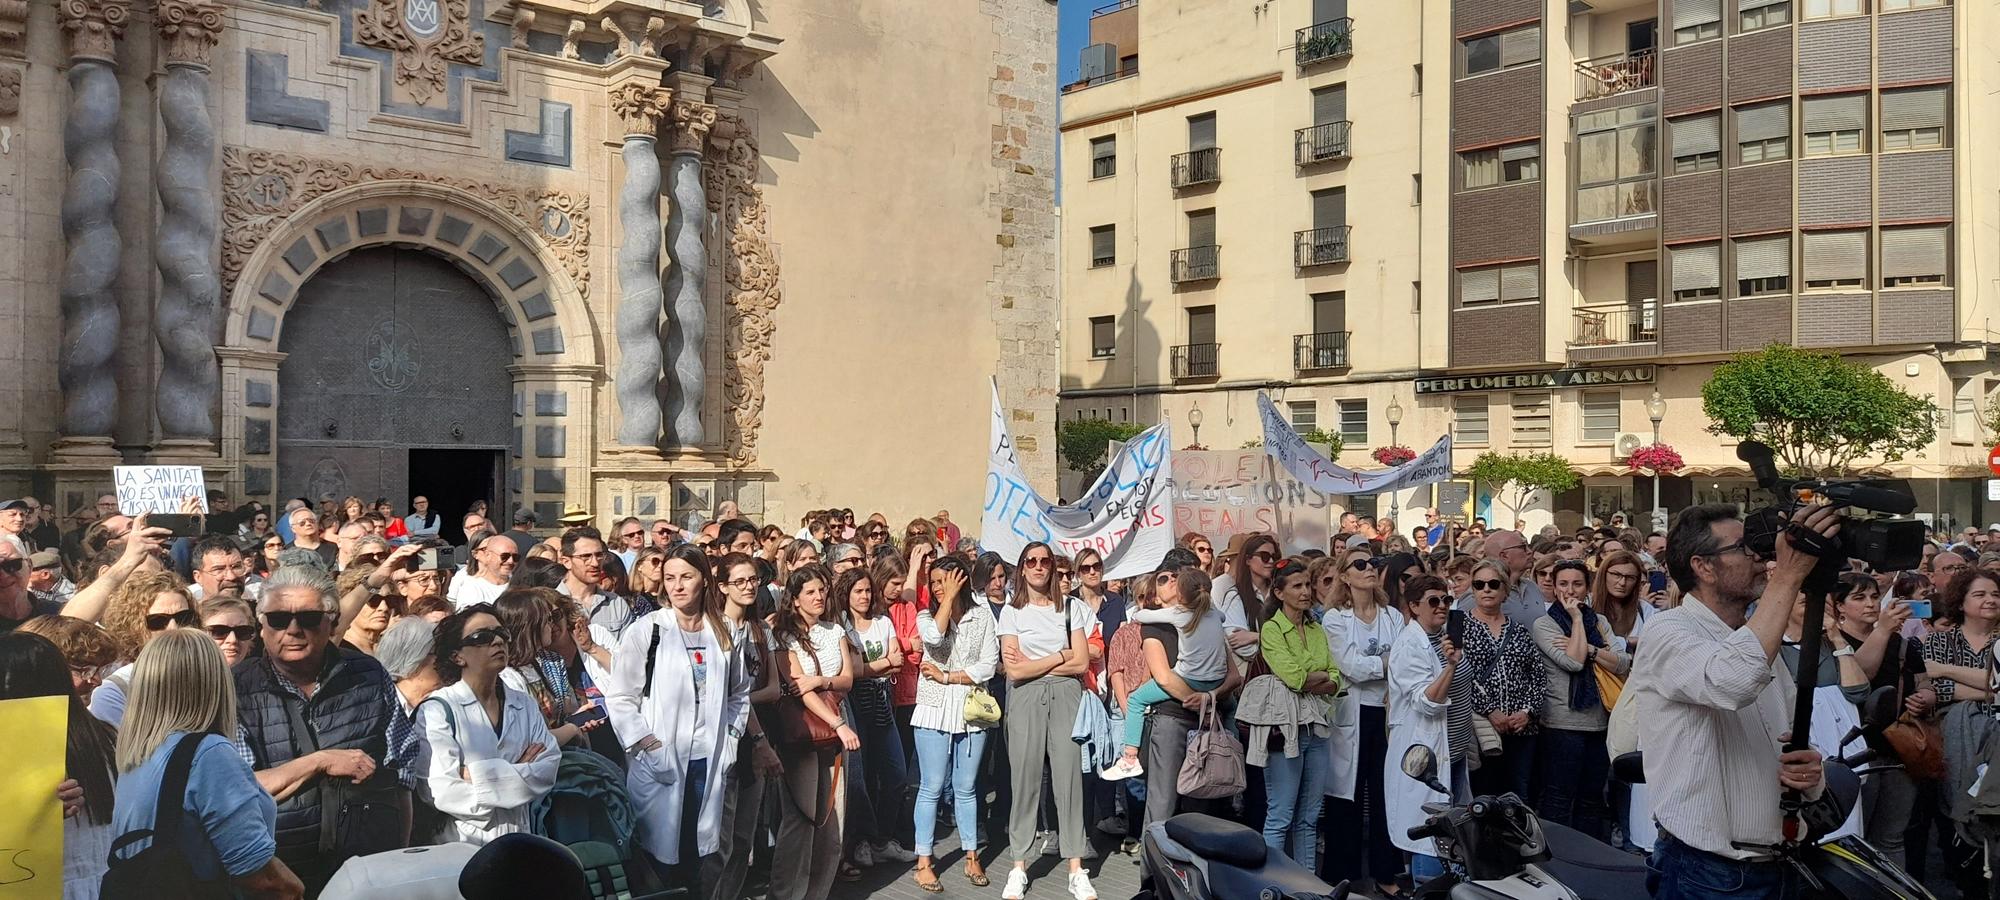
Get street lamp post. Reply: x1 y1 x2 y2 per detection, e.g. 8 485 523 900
1647 390 1667 533
1189 403 1204 448
1386 396 1405 522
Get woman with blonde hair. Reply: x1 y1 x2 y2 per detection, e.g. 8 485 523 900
90 571 198 726
1318 545 1405 894
106 629 302 898
336 496 365 527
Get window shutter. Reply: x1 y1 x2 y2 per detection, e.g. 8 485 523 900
1092 138 1115 163
1091 227 1113 261
1313 86 1347 125
1738 0 1783 10
1499 142 1540 163
1803 94 1866 132
1627 260 1660 301
1313 0 1347 22
1460 268 1500 303
1735 102 1788 142
1188 114 1217 150
1187 210 1216 248
1881 87 1947 131
1802 231 1866 282
1313 293 1346 334
1187 307 1216 345
1500 264 1540 301
1672 244 1721 291
1673 0 1722 28
1735 236 1790 280
1881 227 1947 279
1313 189 1346 230
1499 27 1541 67
1670 115 1720 158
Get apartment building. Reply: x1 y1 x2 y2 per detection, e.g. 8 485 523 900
1058 0 2000 529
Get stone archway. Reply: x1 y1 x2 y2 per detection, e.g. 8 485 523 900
217 166 602 519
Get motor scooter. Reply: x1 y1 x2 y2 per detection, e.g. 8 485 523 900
1134 812 1350 900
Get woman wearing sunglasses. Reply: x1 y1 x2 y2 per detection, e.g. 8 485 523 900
1253 556 1342 871
1318 546 1405 895
1532 560 1629 842
997 542 1097 900
417 603 561 845
200 596 259 667
1387 573 1465 883
1460 559 1542 801
90 571 198 726
1215 534 1279 658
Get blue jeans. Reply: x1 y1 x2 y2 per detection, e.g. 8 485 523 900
844 698 909 846
1647 833 1801 900
1260 729 1329 870
913 727 989 857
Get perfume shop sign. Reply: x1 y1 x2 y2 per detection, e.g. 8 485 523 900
1414 366 1656 395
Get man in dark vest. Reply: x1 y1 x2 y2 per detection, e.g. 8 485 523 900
235 566 411 896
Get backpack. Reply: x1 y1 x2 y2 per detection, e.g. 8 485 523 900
102 733 231 900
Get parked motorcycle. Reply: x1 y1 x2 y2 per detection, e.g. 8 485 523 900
1134 812 1349 900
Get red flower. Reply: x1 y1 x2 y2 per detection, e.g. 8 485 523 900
1372 445 1417 466
1628 443 1684 473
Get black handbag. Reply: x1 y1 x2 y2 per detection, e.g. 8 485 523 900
102 734 231 900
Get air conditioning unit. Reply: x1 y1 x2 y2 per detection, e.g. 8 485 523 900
1614 432 1646 458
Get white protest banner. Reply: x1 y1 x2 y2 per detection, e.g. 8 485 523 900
982 381 1173 580
113 465 209 515
1258 392 1454 496
1173 448 1332 555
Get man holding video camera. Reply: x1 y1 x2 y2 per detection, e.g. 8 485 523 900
1636 502 1841 900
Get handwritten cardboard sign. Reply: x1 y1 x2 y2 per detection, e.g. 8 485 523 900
0 696 66 900
1172 448 1332 555
113 466 208 516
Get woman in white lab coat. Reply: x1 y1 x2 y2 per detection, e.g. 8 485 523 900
417 603 562 845
1385 574 1461 883
1316 549 1405 894
606 544 752 893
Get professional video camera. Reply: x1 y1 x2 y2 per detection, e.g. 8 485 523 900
1735 440 1927 575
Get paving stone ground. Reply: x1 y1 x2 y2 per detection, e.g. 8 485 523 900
825 831 1147 900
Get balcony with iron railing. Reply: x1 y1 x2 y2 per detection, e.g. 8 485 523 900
1293 226 1351 268
1293 331 1351 372
1574 48 1655 102
1170 245 1220 283
1295 18 1353 69
1171 343 1220 380
1568 299 1658 362
1170 147 1221 188
1295 121 1351 166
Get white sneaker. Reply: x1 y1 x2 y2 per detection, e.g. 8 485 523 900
1098 757 1144 782
875 840 917 863
1002 867 1030 900
1067 870 1097 900
852 842 875 867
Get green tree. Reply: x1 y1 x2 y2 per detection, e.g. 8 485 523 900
1467 451 1579 513
1057 419 1147 477
1701 343 1936 476
1241 429 1344 455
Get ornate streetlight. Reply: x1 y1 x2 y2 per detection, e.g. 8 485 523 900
1385 396 1404 521
1647 390 1668 533
1189 402 1204 448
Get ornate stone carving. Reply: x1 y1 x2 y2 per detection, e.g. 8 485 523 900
608 82 670 138
57 0 129 63
601 11 667 58
561 18 583 60
354 0 485 105
668 99 716 154
0 0 27 59
0 66 18 117
509 5 533 49
219 146 592 303
155 0 223 70
710 114 782 464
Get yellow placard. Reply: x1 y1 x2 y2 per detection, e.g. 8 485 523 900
0 695 67 900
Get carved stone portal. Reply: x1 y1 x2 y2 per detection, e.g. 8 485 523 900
0 66 18 117
710 113 782 464
353 0 484 106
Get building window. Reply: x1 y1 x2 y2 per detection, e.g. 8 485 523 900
1337 399 1368 445
1882 0 1946 9
1090 136 1116 179
1412 174 1422 205
1576 105 1657 222
1460 141 1541 190
1188 112 1217 150
1579 391 1621 443
1802 93 1866 157
1412 63 1423 94
1674 0 1723 44
1288 401 1319 435
1670 114 1722 174
1739 0 1791 31
1734 234 1791 297
1801 230 1867 290
1454 395 1490 445
1881 86 1949 151
1089 225 1115 268
1671 244 1722 301
1460 25 1540 77
1510 392 1552 447
1458 262 1540 306
1803 0 1865 18
1089 316 1116 358
1881 225 1948 287
1734 101 1791 164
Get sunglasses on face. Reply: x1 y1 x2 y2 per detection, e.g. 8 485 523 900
0 558 23 576
262 610 329 631
1251 551 1278 564
145 609 199 631
621 531 644 540
1194 546 1212 555
1024 556 1054 569
207 624 257 642
1420 594 1453 609
1471 578 1507 591
461 627 512 647
1079 563 1103 573
1346 558 1376 572
1155 571 1178 584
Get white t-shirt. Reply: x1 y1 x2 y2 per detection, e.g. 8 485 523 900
782 621 847 679
996 598 1091 660
447 576 506 609
846 617 895 666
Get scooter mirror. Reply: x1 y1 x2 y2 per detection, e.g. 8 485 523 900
1401 745 1438 783
1860 685 1898 733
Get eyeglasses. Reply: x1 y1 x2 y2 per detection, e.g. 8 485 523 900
461 627 512 647
723 576 759 588
1079 563 1103 573
262 610 330 632
145 610 198 631
1470 578 1507 591
207 624 257 642
1346 558 1376 572
1420 594 1453 609
1699 542 1762 562
1023 556 1054 569
69 662 114 682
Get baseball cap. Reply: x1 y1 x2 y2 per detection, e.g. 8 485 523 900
0 499 30 512
1986 523 2000 533
1344 534 1374 550
29 550 59 570
513 505 538 525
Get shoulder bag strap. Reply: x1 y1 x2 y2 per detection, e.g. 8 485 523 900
149 732 207 847
419 696 457 741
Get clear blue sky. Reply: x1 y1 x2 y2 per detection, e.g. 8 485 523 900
1057 0 1092 85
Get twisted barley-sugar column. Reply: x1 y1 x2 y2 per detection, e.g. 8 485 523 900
152 0 225 442
610 82 672 447
662 98 715 449
57 0 129 440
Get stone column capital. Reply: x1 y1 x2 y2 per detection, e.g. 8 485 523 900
668 99 717 155
608 82 672 140
156 0 225 70
57 0 129 63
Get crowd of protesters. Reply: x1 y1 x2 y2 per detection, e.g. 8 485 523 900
2 490 1997 900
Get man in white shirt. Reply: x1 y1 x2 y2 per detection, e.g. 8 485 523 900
446 534 515 608
1633 503 1838 900
403 496 442 542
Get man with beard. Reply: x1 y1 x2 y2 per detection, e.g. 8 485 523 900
190 535 249 601
447 532 515 609
559 531 630 638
